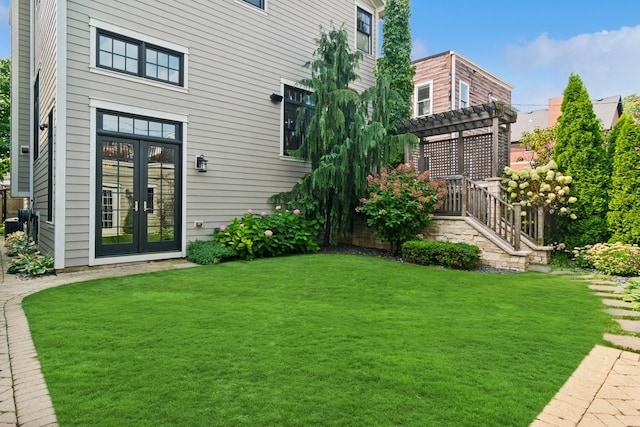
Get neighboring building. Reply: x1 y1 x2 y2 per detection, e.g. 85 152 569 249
409 51 514 180
10 0 386 269
412 51 513 121
510 95 623 170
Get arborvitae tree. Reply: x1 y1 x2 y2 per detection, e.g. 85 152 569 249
376 0 415 129
0 58 10 157
607 114 640 243
271 27 394 245
553 74 611 247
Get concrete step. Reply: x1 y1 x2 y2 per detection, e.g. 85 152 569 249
589 284 622 293
602 299 634 308
527 264 551 273
602 308 640 318
615 319 640 333
604 333 640 352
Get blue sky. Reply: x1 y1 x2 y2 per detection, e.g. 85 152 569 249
1 0 639 111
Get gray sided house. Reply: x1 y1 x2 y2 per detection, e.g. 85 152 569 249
11 0 386 269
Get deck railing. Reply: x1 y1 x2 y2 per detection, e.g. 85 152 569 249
520 203 545 246
434 176 522 251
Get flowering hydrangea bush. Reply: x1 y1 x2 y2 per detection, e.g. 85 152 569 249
572 242 640 276
357 163 445 252
213 207 320 260
502 160 577 218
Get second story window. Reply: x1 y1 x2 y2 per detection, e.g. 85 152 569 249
415 83 432 117
97 30 184 86
243 0 265 8
356 8 372 54
283 85 315 156
460 81 470 109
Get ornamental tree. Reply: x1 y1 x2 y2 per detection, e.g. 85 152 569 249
502 160 577 218
271 27 403 245
357 163 445 253
518 124 556 168
553 74 611 247
607 114 640 244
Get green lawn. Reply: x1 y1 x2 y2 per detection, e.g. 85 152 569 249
23 254 611 426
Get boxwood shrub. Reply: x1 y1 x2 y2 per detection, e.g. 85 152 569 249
187 240 237 265
401 240 481 270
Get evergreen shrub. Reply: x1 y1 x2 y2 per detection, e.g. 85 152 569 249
186 240 236 265
401 240 480 270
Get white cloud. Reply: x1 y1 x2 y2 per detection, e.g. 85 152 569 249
411 38 428 60
506 25 640 107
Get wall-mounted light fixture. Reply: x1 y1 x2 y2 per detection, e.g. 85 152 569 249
270 93 283 103
195 154 208 173
39 123 49 130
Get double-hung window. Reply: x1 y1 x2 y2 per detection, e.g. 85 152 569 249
415 83 432 117
460 81 470 109
97 30 183 86
283 85 314 156
356 8 372 54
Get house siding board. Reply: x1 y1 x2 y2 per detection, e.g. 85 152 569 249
31 0 58 255
414 53 451 114
454 56 511 107
60 1 380 265
11 0 32 196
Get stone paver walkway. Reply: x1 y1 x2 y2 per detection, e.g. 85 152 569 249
0 258 197 426
531 274 640 427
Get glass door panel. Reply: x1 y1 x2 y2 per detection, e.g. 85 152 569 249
143 144 179 251
99 140 136 254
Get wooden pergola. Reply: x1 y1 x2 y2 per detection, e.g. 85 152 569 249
397 101 518 180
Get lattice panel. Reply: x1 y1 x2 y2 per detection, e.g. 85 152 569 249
414 137 458 177
413 132 499 180
463 133 492 180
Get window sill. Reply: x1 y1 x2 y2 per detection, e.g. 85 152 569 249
279 155 307 163
89 67 189 94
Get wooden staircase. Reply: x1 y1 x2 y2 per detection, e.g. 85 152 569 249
432 176 552 270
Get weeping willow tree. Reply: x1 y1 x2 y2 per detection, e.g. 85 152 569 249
271 27 407 245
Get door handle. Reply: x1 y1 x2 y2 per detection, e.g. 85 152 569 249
144 201 149 212
134 201 138 212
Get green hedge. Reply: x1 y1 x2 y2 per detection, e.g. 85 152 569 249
401 240 481 270
187 240 237 265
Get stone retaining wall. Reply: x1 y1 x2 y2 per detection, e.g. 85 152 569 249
423 217 528 271
346 216 532 272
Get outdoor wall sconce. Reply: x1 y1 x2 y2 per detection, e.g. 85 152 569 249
270 93 283 103
195 154 208 173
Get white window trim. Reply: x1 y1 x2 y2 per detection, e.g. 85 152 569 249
355 2 375 56
235 0 268 14
88 98 189 266
459 81 470 109
414 81 433 118
89 18 189 90
278 79 311 161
